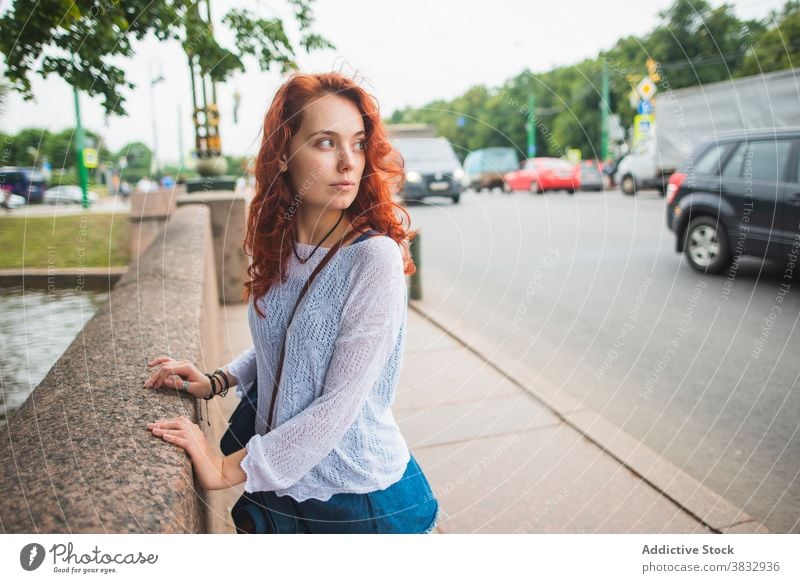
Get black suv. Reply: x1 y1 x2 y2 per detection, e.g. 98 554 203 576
666 129 800 273
0 167 47 203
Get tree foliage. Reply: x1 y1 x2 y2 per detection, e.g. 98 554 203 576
393 0 793 160
0 0 333 116
0 127 109 169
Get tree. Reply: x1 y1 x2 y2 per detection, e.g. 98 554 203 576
5 128 52 167
225 154 246 175
391 0 791 159
115 142 153 183
0 81 7 117
646 0 765 87
740 1 800 74
0 0 333 117
43 128 111 171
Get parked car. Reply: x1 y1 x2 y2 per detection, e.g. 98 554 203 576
666 128 800 273
1 189 27 209
578 160 605 191
503 157 580 194
391 137 465 204
463 147 519 191
0 167 47 203
44 185 99 205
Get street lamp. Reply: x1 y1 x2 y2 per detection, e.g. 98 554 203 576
149 60 165 177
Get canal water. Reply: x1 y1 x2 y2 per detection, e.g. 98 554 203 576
0 284 109 427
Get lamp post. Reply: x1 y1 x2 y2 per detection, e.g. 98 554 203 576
73 86 89 209
149 60 165 177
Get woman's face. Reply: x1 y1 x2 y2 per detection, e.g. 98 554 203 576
284 93 367 213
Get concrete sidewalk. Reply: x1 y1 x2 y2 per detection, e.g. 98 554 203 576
207 300 768 534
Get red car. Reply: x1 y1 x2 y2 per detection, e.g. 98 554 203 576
503 157 580 194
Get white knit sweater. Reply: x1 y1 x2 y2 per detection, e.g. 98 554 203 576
225 234 411 502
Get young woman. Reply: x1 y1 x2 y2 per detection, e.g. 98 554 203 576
144 72 439 534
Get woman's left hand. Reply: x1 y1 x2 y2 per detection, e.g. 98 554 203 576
147 416 226 491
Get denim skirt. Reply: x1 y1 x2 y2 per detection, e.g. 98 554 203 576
232 454 439 534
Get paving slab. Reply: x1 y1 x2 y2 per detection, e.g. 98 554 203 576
411 426 713 534
406 300 768 534
396 346 522 411
396 393 559 449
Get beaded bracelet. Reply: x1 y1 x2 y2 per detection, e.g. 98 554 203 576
203 373 218 400
213 369 231 398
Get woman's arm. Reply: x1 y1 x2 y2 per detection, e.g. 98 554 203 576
145 350 255 398
239 241 407 493
147 416 247 489
219 367 238 387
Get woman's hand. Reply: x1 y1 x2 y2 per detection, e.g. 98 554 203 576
147 416 227 490
144 357 212 399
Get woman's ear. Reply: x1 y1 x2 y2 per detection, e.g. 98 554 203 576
279 155 288 173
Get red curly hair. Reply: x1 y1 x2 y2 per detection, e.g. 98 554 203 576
244 72 415 316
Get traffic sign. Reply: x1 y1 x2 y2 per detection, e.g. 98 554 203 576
646 58 661 82
636 77 657 101
637 99 653 115
83 148 98 169
633 114 655 144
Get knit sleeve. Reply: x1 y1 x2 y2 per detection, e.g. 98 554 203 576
225 346 257 399
239 239 406 493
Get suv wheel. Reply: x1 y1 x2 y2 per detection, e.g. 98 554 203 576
529 180 543 195
683 216 732 274
621 175 636 195
452 193 461 204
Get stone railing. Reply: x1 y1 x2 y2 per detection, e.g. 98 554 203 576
0 205 221 533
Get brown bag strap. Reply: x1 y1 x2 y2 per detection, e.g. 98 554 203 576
265 228 364 432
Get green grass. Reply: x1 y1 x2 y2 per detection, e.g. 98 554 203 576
0 212 130 269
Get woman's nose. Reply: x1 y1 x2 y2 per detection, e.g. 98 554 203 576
337 148 354 171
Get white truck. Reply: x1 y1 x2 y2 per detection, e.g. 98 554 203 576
615 67 800 195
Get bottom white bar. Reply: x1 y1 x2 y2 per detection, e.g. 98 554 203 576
1 534 797 582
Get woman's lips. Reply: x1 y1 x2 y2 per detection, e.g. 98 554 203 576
330 183 355 191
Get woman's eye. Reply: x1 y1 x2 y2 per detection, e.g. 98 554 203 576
317 138 365 150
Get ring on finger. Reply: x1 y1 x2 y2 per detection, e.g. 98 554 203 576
181 380 190 391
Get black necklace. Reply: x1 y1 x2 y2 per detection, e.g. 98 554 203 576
292 210 345 264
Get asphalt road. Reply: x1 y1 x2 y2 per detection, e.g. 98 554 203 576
408 186 800 533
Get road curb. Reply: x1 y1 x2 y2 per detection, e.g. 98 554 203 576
408 299 769 534
0 267 128 288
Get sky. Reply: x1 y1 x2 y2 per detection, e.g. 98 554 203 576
0 0 789 165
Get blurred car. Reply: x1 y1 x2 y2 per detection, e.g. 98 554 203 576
1 189 27 209
463 147 519 191
503 157 580 194
44 185 99 205
0 167 47 203
666 128 800 274
578 160 605 191
392 137 465 204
